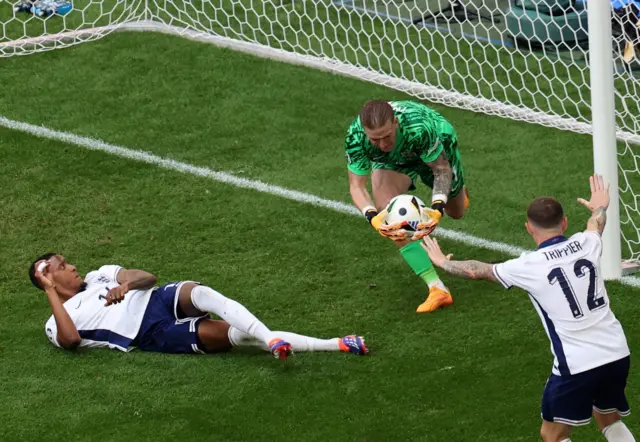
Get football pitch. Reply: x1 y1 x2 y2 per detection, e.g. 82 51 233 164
1 31 639 441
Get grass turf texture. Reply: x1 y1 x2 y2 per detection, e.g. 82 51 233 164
0 32 639 441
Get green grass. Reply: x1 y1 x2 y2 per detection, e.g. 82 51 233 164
1 32 640 441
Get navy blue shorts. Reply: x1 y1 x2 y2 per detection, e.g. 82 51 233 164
541 356 631 426
135 281 208 354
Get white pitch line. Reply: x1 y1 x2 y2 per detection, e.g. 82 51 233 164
2 115 640 288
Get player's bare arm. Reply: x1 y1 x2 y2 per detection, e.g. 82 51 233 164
348 170 375 214
577 173 610 235
35 261 81 349
586 207 608 234
421 236 498 282
348 170 409 241
426 151 453 204
105 268 157 306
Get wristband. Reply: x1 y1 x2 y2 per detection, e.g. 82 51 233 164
362 205 378 224
431 200 446 215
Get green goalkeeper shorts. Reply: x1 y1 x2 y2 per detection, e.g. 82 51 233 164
372 137 465 198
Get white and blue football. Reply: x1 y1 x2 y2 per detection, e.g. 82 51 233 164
384 194 427 231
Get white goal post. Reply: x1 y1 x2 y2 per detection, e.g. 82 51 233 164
2 0 640 279
588 0 623 279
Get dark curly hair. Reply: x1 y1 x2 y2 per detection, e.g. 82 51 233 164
29 252 57 290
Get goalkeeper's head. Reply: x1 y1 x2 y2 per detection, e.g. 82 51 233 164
359 100 398 153
525 197 568 242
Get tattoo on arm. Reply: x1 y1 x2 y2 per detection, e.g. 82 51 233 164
441 260 498 282
429 151 453 199
118 270 157 290
588 206 607 234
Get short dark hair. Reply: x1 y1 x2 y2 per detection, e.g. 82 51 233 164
527 197 564 229
359 100 395 129
29 252 57 290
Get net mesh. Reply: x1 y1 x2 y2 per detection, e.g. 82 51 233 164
4 0 640 259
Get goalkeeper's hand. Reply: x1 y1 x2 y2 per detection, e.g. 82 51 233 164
379 221 412 242
412 202 445 240
365 208 410 242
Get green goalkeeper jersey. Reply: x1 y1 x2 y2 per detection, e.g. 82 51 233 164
344 101 457 175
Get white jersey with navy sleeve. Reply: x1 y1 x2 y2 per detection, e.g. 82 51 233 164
492 232 629 376
45 265 154 351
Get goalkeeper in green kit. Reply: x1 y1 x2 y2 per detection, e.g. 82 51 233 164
345 100 469 313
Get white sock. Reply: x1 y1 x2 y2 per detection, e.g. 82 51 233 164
228 327 341 352
560 439 571 442
191 286 274 345
603 421 635 442
427 280 447 291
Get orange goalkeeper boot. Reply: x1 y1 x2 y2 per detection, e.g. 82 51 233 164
416 286 453 313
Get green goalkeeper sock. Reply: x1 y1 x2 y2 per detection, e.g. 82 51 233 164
399 240 442 288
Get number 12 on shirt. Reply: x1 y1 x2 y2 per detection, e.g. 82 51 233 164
547 259 607 319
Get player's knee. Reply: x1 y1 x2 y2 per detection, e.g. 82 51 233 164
446 209 465 220
540 424 554 442
198 320 232 354
375 200 390 212
371 189 395 211
540 425 549 441
179 282 199 298
594 410 622 431
178 282 204 317
444 194 467 219
540 424 570 442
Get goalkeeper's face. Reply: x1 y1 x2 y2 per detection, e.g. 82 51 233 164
364 118 398 152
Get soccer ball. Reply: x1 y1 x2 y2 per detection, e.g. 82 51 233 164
384 194 427 231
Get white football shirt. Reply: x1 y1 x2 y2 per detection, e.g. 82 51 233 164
493 231 629 376
45 265 154 351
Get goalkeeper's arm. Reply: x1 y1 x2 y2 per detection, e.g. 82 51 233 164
348 171 379 224
425 151 452 216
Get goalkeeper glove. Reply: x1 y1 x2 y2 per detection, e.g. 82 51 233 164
412 200 445 240
363 206 409 242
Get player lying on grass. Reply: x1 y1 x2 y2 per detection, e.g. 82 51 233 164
345 99 469 313
422 174 633 442
29 255 368 359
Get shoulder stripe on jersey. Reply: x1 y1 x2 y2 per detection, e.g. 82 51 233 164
78 329 133 349
528 295 570 376
493 266 511 289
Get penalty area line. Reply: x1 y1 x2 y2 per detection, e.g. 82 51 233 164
2 115 639 288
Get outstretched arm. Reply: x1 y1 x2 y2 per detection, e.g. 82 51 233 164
441 259 498 281
421 236 498 282
577 173 610 235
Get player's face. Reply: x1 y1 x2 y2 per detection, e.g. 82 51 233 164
46 255 84 292
364 118 398 152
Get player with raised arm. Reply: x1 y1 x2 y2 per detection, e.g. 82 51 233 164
421 174 633 442
345 99 469 313
29 255 368 359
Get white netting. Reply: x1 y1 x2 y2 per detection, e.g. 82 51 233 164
3 0 640 260
0 0 142 56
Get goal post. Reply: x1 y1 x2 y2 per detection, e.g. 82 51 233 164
587 0 623 279
2 0 640 279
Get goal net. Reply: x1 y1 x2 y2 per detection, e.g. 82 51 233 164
3 0 640 272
